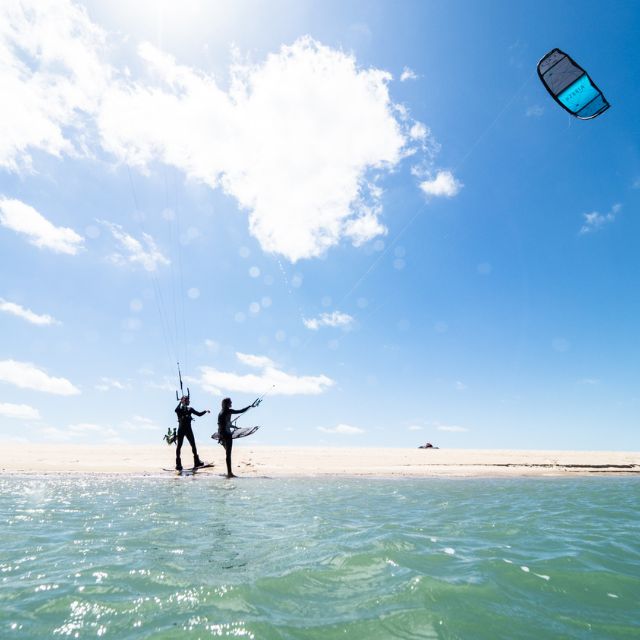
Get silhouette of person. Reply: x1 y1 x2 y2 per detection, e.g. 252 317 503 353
217 397 256 478
175 396 210 471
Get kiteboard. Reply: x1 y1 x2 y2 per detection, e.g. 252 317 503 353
211 426 260 442
163 462 214 476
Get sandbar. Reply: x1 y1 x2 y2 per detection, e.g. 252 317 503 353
1 444 638 477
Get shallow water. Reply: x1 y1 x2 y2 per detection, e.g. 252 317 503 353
0 476 638 639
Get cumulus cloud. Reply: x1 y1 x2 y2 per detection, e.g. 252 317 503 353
303 311 354 331
318 423 365 435
579 203 621 234
400 67 418 82
0 297 59 325
100 220 170 271
197 352 334 396
98 37 413 262
3 2 445 263
0 0 110 171
420 171 463 198
0 402 41 420
0 359 80 395
0 197 84 254
236 353 275 369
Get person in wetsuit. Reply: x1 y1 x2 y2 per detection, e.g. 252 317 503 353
217 397 257 478
175 396 210 471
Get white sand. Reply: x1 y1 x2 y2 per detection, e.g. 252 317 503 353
1 444 638 477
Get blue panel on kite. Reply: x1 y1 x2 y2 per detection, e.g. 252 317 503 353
537 48 609 120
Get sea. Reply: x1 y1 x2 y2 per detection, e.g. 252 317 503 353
1 476 638 639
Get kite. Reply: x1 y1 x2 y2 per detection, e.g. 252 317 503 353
537 48 610 119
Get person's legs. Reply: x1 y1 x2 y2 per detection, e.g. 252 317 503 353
184 426 203 466
224 436 235 477
175 428 185 470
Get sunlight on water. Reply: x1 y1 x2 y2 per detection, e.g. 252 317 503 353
0 477 638 639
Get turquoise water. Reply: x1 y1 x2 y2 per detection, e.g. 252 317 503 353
1 477 638 639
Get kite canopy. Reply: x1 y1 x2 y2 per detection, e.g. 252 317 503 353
537 48 610 120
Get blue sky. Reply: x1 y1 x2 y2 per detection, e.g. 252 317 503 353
1 0 638 450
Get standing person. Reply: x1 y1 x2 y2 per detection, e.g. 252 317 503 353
218 397 257 478
175 396 210 471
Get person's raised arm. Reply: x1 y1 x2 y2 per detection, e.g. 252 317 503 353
230 405 252 415
192 408 210 417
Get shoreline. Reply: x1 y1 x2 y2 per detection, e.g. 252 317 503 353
1 444 638 477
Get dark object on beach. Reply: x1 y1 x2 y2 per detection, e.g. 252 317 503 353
163 427 177 445
537 48 609 120
419 442 439 449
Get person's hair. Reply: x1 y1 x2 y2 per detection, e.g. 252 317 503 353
222 397 231 408
181 395 189 403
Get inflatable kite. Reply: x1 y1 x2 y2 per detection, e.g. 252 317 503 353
537 48 609 120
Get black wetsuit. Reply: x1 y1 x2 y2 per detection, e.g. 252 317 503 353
175 403 206 470
217 405 251 476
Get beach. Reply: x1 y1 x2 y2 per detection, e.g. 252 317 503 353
1 444 638 476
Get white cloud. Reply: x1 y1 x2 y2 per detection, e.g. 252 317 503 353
3 4 441 263
197 352 333 396
236 353 275 369
437 424 468 433
400 67 418 82
303 311 354 331
0 402 41 420
100 220 170 271
121 415 159 432
343 205 388 247
98 37 414 262
68 422 102 433
579 203 622 234
420 171 463 198
454 381 467 391
0 197 84 254
42 423 119 441
0 359 80 395
204 339 220 353
39 426 73 441
408 424 423 431
526 105 544 117
409 122 428 141
94 376 129 391
0 297 59 325
145 377 176 392
318 423 365 435
0 0 110 171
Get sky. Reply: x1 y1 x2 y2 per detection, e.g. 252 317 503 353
1 0 639 451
